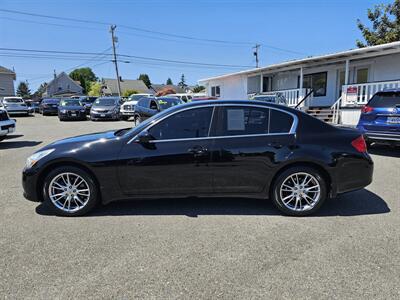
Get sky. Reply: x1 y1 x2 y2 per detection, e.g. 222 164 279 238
0 0 393 91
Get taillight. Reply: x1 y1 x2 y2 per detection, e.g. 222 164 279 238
361 105 374 113
351 135 367 153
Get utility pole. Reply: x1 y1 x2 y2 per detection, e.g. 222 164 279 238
110 25 122 97
253 44 260 68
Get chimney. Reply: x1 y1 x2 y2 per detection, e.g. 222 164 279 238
53 69 57 79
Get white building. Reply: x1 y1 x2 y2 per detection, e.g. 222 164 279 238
199 41 400 125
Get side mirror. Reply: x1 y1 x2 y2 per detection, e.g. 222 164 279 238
134 130 153 144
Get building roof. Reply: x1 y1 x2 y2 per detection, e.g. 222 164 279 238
102 78 150 94
0 66 16 80
47 72 82 90
199 41 400 82
150 84 195 93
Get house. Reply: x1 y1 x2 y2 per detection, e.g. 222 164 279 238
199 41 400 125
44 72 83 97
0 66 16 99
101 78 151 96
150 84 195 94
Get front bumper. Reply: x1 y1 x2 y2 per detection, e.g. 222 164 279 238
59 111 87 120
42 108 58 115
22 166 41 202
7 109 30 115
120 111 135 116
90 112 119 120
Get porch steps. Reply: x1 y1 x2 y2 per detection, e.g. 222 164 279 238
306 107 334 123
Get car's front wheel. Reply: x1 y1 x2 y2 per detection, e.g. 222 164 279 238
271 166 327 216
43 166 99 216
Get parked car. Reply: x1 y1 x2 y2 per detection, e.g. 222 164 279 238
25 100 41 113
77 96 98 115
169 93 193 102
192 97 218 101
357 89 400 146
40 98 60 115
0 108 16 141
90 97 121 121
133 96 184 123
250 93 287 105
22 100 373 217
120 94 153 121
58 98 87 121
1 97 31 116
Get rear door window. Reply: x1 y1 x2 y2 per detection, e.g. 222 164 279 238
269 109 294 133
213 106 270 136
368 92 400 108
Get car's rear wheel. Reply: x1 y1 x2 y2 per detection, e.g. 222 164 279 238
43 166 99 216
271 166 327 216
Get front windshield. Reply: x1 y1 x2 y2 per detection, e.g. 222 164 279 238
5 98 23 103
157 98 183 110
94 98 118 106
60 99 82 107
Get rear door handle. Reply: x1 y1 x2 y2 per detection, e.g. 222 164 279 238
267 141 283 148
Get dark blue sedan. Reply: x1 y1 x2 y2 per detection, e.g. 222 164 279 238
357 89 400 146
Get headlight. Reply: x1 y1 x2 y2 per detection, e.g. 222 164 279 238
60 109 67 113
26 149 55 169
80 109 85 112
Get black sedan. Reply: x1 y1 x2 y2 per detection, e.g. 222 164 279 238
39 98 60 115
58 99 87 121
22 100 373 217
133 97 184 123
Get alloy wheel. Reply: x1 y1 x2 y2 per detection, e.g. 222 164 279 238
279 172 321 212
48 172 91 213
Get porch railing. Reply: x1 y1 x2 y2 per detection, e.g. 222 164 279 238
258 88 312 107
342 80 400 106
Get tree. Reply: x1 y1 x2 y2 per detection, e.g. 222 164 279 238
16 81 31 99
138 74 151 88
192 85 205 93
69 68 97 94
122 89 139 97
166 78 173 85
32 82 47 100
357 0 400 47
87 82 102 97
178 74 187 89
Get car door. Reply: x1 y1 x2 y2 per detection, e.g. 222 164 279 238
118 106 215 195
208 105 296 194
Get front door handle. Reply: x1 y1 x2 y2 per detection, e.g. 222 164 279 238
188 146 208 156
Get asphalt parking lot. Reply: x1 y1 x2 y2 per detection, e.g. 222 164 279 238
1 114 399 299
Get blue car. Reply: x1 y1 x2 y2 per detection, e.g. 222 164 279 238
357 89 400 146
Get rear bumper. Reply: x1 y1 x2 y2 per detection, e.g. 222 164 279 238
334 153 374 195
0 120 16 136
364 131 400 142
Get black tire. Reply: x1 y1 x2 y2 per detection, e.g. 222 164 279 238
42 166 99 216
271 166 327 216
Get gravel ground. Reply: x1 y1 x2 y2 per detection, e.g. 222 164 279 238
1 114 399 299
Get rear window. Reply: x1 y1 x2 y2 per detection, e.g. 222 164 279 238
368 92 400 108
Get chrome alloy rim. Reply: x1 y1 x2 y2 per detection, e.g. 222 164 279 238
48 172 90 213
279 172 321 212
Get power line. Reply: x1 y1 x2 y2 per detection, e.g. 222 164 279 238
0 8 308 55
0 47 254 68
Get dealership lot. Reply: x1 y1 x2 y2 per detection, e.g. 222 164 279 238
1 115 400 299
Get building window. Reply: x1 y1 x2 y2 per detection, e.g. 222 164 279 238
298 72 327 97
211 86 220 97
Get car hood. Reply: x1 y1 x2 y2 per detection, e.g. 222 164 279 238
91 105 117 110
122 101 138 106
44 130 118 149
59 106 85 110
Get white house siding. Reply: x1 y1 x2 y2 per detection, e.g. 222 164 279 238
204 74 248 100
0 73 15 97
370 53 400 82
